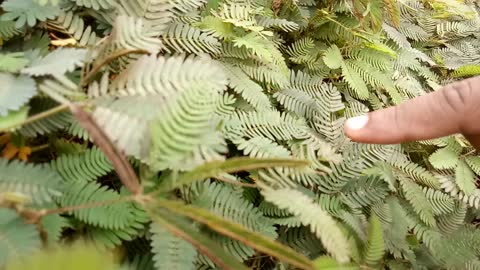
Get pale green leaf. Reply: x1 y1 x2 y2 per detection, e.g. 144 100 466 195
323 45 343 69
0 106 29 131
455 159 476 195
429 148 459 169
22 48 87 77
465 156 480 176
0 73 36 117
341 62 369 100
363 214 385 266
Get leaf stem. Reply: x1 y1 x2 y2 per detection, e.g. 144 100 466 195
0 104 69 132
31 144 50 153
44 196 135 216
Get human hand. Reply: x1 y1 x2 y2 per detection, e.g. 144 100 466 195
344 76 480 150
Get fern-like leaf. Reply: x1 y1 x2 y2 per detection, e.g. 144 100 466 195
47 11 99 46
162 22 221 55
22 48 87 77
261 187 351 263
0 158 64 206
363 214 385 266
50 146 113 182
150 221 197 270
0 73 36 117
456 159 476 195
399 178 436 227
58 181 140 230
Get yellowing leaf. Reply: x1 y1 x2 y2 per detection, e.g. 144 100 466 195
2 143 19 160
50 38 77 47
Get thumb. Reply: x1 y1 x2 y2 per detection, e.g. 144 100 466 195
344 76 480 149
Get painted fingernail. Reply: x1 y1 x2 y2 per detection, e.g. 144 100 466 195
346 115 369 130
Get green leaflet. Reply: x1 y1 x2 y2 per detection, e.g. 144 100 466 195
22 48 87 77
50 146 114 182
0 52 30 72
455 159 476 195
323 44 343 69
0 158 64 206
0 106 29 131
1 0 61 28
400 178 436 227
57 181 140 230
260 187 351 263
341 62 369 100
429 147 459 169
363 214 385 266
150 221 197 270
0 73 37 117
40 214 68 244
465 156 480 175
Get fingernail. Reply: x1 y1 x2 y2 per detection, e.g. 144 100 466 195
346 115 369 130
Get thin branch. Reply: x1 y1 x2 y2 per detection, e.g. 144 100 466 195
82 49 150 86
69 104 143 195
31 144 50 153
0 104 69 132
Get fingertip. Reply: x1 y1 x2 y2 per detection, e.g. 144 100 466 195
345 115 369 131
344 115 369 142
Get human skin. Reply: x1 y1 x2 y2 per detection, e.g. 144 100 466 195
344 76 480 150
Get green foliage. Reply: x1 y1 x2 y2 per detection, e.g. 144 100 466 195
363 214 385 266
1 0 60 28
1 0 480 269
5 242 118 270
150 221 197 270
0 73 36 116
0 209 41 266
0 158 64 205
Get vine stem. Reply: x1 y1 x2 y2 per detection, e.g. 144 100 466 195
0 104 69 132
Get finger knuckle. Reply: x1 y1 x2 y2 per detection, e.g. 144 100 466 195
442 80 472 114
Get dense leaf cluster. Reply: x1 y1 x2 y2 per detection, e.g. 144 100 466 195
1 0 480 269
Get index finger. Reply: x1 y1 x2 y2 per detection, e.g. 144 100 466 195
344 76 480 148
